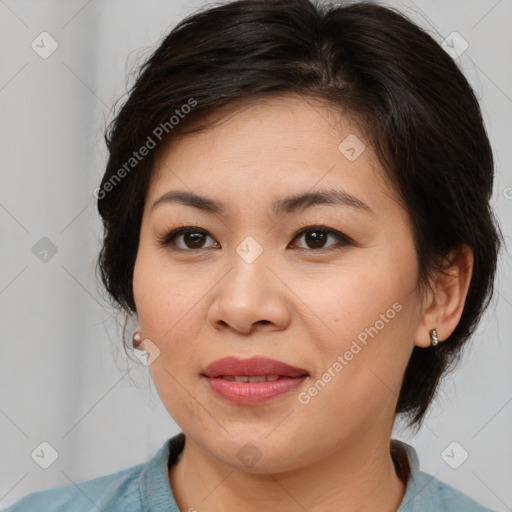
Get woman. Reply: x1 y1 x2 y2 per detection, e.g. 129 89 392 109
5 0 503 510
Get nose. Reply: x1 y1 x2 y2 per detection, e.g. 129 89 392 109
206 249 291 335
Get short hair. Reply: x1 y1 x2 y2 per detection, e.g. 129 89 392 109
96 0 503 427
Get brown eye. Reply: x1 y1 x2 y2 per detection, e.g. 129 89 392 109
158 227 219 250
182 231 207 249
158 225 352 253
291 227 352 252
303 229 328 249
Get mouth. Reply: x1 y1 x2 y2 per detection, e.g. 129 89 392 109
214 375 295 382
202 356 309 405
202 356 309 378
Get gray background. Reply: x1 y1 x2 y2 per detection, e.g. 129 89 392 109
0 0 510 510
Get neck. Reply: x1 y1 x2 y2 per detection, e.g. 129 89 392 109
169 431 407 512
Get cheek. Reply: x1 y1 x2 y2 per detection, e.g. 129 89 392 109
296 253 418 404
133 246 197 339
132 248 209 389
299 254 409 339
133 250 206 426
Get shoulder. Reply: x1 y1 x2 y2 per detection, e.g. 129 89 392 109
406 471 497 512
3 434 184 512
3 463 144 512
393 440 497 512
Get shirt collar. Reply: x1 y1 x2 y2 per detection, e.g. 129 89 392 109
139 433 184 512
392 439 426 512
140 434 422 512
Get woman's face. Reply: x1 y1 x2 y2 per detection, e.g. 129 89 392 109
133 95 427 472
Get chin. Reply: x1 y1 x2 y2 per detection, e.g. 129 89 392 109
201 433 306 474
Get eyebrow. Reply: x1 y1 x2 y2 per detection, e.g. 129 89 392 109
151 188 374 217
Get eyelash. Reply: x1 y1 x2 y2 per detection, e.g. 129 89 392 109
156 225 353 253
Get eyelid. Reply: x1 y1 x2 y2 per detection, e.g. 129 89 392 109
291 225 354 248
156 226 217 249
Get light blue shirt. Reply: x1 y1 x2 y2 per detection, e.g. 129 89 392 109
4 433 496 511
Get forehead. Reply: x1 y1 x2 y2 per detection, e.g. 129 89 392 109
147 95 400 215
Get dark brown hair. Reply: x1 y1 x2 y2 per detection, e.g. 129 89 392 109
96 0 503 427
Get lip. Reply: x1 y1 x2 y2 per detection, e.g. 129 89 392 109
202 356 309 405
203 356 309 378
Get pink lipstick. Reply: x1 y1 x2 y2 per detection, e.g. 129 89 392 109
202 356 309 405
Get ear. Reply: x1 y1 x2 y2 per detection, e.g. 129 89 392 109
414 244 474 348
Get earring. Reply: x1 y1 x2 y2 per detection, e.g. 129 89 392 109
429 328 439 347
133 331 142 349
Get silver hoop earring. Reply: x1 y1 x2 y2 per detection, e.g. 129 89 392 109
429 328 439 347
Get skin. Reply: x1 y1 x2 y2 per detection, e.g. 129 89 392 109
132 94 473 512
